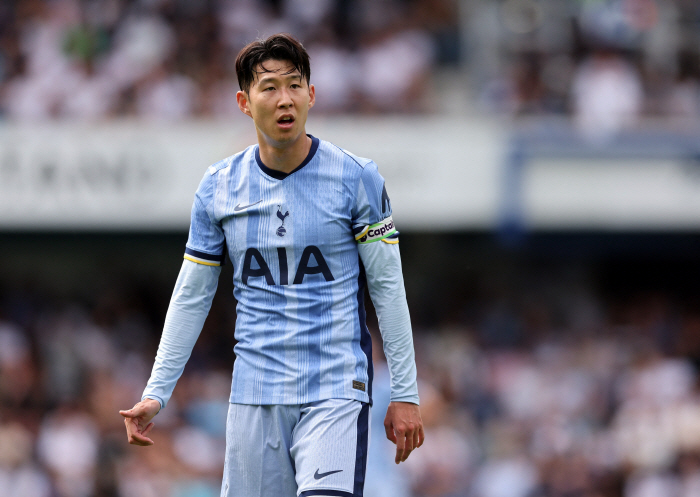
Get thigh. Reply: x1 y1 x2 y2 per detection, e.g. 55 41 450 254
221 403 300 497
291 399 371 497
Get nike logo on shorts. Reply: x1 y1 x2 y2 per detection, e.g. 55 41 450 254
234 200 263 211
314 469 343 480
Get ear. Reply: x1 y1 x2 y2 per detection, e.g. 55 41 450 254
236 90 253 118
308 84 315 110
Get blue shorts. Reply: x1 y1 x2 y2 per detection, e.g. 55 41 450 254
221 399 371 497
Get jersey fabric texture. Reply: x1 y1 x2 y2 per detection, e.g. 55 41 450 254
221 399 370 497
185 135 394 406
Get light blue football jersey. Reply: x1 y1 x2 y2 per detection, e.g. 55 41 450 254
183 135 398 405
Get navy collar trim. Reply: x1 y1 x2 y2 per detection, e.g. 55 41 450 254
255 135 319 180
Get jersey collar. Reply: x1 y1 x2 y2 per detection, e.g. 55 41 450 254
255 135 319 180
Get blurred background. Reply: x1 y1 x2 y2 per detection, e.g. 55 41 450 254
3 1 700 496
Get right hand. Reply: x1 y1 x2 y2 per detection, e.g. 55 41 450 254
119 398 161 446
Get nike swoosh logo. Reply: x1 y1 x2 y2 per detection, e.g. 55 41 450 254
314 469 343 480
234 200 263 212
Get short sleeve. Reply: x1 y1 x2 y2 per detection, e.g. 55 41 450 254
184 172 226 266
351 162 399 245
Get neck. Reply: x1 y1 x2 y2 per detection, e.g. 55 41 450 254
257 131 311 174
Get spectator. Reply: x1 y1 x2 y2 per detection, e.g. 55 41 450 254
571 48 644 141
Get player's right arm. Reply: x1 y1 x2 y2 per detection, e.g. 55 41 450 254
120 170 226 445
120 259 221 445
140 259 222 407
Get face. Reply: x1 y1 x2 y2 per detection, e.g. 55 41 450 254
237 59 315 148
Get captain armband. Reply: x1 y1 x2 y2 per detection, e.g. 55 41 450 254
355 216 399 245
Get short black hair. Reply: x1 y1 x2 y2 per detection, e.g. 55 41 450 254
235 33 311 94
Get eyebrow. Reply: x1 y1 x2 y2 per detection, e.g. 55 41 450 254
256 73 302 86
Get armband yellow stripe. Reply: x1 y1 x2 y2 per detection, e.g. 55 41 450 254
354 227 369 241
184 255 221 266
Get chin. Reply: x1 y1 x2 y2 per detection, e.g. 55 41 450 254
270 131 303 146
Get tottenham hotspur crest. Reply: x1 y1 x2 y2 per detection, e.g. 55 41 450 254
276 205 289 237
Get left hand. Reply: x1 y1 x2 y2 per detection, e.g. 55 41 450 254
384 401 425 464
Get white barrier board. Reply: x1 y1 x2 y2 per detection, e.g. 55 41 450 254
3 118 700 231
0 118 503 231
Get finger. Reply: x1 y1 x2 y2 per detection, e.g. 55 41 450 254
120 406 145 418
413 428 420 452
417 425 425 448
124 415 141 429
142 422 155 437
124 417 138 437
122 413 153 446
125 417 150 440
385 423 397 444
403 433 414 455
395 431 406 464
124 416 136 432
128 432 154 446
401 432 414 462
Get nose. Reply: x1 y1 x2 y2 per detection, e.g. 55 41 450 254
278 88 293 108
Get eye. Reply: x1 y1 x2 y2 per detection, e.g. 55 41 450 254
264 86 275 91
291 83 301 89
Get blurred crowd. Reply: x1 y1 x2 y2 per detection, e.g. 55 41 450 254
475 0 700 138
3 279 700 497
0 0 455 120
3 0 700 133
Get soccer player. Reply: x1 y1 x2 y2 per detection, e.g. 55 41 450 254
120 33 423 497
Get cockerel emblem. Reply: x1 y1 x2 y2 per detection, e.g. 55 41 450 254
276 205 290 237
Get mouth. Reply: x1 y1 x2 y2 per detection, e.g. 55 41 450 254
277 115 295 129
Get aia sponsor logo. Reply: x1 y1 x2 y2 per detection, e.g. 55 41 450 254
241 245 334 285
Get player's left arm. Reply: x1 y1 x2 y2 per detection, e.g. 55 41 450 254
358 236 424 464
353 162 424 463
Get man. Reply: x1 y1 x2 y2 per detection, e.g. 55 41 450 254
120 33 423 497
